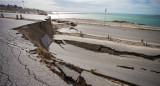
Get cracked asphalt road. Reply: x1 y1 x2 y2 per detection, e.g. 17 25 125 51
0 18 71 86
49 42 160 86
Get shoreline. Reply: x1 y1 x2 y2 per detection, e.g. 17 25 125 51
53 18 160 45
57 18 160 31
48 12 160 27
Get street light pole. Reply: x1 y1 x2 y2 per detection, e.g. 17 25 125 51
104 8 107 25
22 0 24 9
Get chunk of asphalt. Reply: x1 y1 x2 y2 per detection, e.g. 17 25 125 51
54 66 61 73
56 63 80 81
40 34 52 48
29 49 37 54
117 65 134 70
81 71 120 86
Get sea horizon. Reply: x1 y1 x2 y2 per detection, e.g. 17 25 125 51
49 12 160 27
50 11 160 15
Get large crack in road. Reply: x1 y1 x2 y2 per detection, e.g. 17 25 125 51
0 18 72 86
12 17 134 86
58 40 160 60
2 15 160 86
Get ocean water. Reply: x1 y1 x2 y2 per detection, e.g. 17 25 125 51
48 12 160 26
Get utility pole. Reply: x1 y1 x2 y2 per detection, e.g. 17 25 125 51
57 12 60 20
104 8 107 25
22 0 24 9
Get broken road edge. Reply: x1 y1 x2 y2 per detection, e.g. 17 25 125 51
13 17 138 86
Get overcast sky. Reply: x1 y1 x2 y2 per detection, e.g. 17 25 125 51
1 0 160 14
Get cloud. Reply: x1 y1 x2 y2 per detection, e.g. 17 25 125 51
65 0 148 10
63 0 160 14
24 0 57 10
0 0 160 14
0 0 61 11
0 0 22 5
150 0 160 6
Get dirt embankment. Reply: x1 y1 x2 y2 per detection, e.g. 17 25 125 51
15 18 54 59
